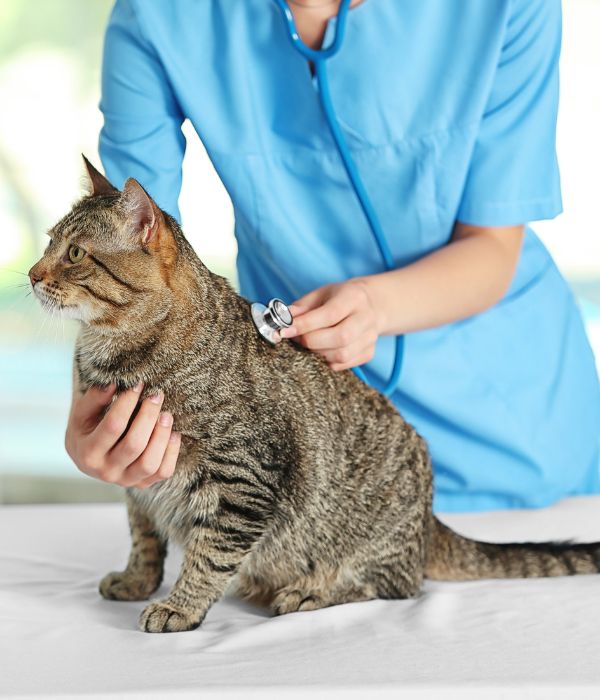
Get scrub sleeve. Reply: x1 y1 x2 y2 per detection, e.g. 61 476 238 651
456 0 563 226
99 0 186 222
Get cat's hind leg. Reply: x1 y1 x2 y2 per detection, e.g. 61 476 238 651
269 551 424 615
270 574 378 615
99 493 167 602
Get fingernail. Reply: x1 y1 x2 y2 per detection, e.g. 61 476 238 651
101 383 115 392
169 430 180 442
133 381 144 393
149 392 164 404
159 411 172 427
280 326 297 338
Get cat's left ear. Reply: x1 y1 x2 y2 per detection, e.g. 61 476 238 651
121 178 160 246
82 154 118 197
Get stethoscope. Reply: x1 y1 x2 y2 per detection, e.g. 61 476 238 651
252 0 404 397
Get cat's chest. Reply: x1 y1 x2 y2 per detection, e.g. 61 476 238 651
127 458 220 544
74 343 194 434
75 341 147 391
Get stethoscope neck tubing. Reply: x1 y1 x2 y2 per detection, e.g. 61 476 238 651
313 58 395 270
273 0 352 60
275 0 404 397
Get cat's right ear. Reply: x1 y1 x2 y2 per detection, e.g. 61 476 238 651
121 178 160 246
82 154 118 197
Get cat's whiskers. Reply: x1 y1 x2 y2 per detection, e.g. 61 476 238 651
34 307 49 343
0 266 28 277
0 280 39 320
41 302 52 340
2 282 30 290
61 307 65 344
33 290 56 343
50 300 66 346
51 304 59 344
57 295 67 344
57 307 63 345
47 299 57 344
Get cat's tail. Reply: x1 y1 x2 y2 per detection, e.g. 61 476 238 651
425 516 600 580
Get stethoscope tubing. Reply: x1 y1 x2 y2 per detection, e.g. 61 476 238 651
273 0 351 60
275 0 404 397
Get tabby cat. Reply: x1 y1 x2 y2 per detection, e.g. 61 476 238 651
28 157 600 633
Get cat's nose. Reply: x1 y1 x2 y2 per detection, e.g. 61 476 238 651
28 270 42 287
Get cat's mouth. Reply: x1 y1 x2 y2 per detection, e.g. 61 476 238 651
33 283 77 314
32 282 98 323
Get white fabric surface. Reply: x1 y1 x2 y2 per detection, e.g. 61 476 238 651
2 498 600 699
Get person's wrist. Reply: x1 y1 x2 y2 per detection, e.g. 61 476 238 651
352 275 389 336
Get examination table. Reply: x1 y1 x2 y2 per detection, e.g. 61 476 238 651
2 496 600 699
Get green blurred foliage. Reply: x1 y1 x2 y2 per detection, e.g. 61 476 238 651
0 0 113 69
0 0 113 108
0 0 115 265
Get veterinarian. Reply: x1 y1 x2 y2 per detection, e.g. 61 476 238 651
65 0 600 512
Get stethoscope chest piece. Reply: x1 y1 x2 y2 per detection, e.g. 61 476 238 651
251 298 293 345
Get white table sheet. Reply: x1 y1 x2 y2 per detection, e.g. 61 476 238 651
2 497 600 699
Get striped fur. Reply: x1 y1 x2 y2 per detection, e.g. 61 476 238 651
29 161 600 633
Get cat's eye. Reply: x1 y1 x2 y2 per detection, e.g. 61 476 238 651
68 245 86 264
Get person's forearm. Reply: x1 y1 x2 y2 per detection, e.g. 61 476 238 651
359 223 525 336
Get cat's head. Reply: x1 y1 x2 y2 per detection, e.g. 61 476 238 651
28 156 181 331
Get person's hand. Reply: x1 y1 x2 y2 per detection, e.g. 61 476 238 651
64 382 182 489
280 278 383 371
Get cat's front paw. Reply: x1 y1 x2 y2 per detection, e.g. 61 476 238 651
139 601 204 633
99 571 159 602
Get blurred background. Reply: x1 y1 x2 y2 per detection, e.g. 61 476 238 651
0 0 599 504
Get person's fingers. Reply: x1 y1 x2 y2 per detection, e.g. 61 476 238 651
282 299 348 339
298 314 369 351
133 430 182 489
69 383 117 432
65 383 118 463
88 381 144 458
105 392 165 470
284 287 333 332
288 286 329 316
329 345 376 372
118 410 173 485
321 338 376 370
287 303 307 318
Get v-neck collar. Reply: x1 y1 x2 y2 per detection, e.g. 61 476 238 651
303 0 373 87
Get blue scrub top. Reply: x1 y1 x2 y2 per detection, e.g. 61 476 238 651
99 0 600 512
